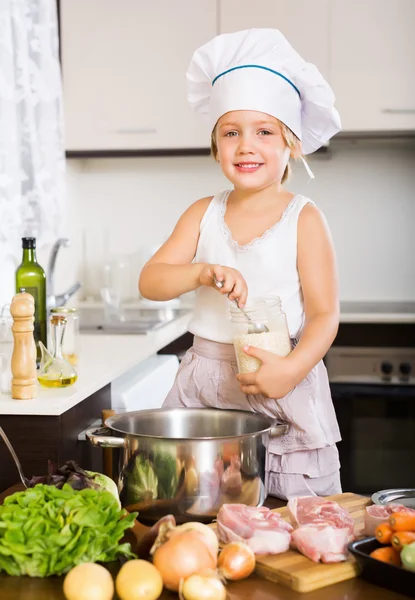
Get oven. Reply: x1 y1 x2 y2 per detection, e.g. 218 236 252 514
326 346 415 495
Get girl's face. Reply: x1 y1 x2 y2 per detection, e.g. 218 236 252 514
215 110 290 192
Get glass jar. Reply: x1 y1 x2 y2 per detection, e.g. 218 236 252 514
230 297 292 374
50 307 79 365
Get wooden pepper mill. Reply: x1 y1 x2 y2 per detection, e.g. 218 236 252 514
10 291 37 400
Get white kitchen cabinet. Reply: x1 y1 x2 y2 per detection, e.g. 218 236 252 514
330 0 415 132
219 0 331 80
60 0 216 151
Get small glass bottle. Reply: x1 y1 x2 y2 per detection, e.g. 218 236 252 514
230 296 292 374
15 237 47 364
38 315 78 388
50 307 79 365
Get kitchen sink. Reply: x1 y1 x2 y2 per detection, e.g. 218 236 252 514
78 306 191 334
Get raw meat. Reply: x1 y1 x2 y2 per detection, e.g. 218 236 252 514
292 524 350 563
364 504 415 536
217 504 293 555
288 496 355 540
288 496 355 563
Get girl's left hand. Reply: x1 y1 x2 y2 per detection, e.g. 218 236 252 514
236 346 297 399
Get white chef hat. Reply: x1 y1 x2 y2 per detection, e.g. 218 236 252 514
187 29 341 155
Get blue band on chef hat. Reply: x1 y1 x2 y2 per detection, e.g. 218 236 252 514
212 65 301 98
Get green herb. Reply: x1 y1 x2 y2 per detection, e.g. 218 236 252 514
0 484 137 577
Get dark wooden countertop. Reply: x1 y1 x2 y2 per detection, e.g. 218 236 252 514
0 486 410 600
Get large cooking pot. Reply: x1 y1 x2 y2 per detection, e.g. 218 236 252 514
86 408 288 524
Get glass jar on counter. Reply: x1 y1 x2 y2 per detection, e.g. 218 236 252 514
230 297 292 374
50 307 79 365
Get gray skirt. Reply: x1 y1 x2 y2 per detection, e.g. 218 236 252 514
163 336 342 499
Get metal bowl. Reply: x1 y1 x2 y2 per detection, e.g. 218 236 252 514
86 408 288 524
372 488 415 509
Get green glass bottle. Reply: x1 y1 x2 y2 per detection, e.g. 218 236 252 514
15 237 47 364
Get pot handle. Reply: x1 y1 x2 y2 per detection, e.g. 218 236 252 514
269 423 290 438
86 426 126 448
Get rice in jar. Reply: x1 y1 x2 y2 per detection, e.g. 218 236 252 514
230 297 292 374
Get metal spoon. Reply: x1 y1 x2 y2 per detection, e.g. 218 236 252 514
213 278 269 334
0 426 29 488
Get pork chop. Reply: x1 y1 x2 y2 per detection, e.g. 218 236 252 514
292 523 350 563
288 496 355 540
217 503 293 555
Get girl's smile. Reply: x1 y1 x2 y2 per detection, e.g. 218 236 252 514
233 161 264 173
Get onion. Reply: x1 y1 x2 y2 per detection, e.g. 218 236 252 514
218 541 256 581
115 559 163 600
63 563 114 600
172 522 219 557
179 571 227 600
152 529 217 592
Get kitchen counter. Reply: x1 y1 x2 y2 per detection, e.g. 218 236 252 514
2 300 411 417
0 570 407 600
0 488 409 600
339 301 415 323
0 311 191 416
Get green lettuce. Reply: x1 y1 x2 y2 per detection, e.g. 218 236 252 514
0 484 137 577
86 470 121 507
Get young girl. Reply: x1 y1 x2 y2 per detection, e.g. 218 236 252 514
139 29 342 499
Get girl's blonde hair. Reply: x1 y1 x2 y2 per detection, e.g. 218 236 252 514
210 120 302 183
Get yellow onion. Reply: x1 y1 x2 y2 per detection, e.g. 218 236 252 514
179 570 226 600
115 559 163 600
172 522 219 557
218 541 256 581
63 563 114 600
152 529 217 592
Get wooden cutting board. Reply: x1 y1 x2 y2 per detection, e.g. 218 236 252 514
213 492 372 593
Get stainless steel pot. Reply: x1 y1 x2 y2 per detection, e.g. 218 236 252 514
86 408 288 524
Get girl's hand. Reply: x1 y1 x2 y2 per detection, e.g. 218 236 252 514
236 346 297 399
199 264 248 307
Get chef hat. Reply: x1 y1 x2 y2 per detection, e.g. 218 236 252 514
187 29 340 155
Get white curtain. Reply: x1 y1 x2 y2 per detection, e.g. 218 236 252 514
0 0 65 255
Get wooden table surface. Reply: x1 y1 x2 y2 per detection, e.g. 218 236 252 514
0 485 410 600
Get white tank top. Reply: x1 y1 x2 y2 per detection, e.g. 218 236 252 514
188 190 314 344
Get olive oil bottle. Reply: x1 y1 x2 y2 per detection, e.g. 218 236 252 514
37 316 77 388
15 237 47 364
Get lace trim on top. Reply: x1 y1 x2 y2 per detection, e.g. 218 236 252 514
219 190 301 252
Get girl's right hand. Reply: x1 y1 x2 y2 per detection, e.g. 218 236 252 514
199 264 248 307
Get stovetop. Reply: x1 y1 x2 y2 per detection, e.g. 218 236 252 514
326 346 415 385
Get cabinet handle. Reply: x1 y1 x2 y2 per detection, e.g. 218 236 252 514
382 108 415 114
114 127 157 134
